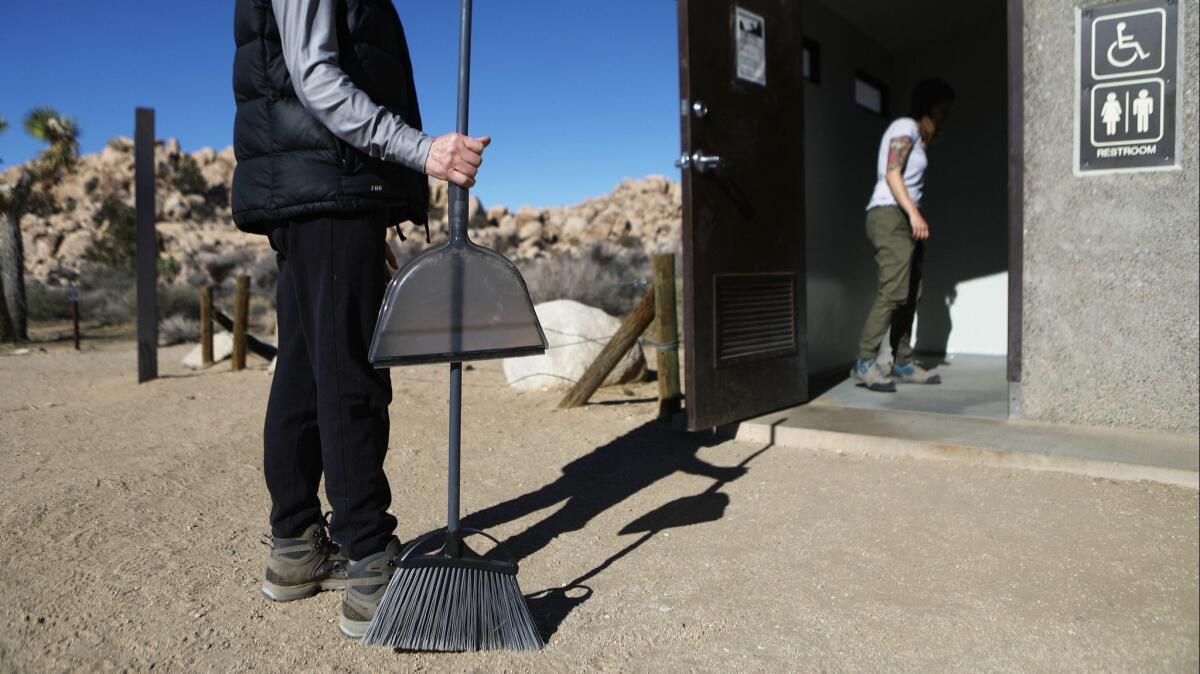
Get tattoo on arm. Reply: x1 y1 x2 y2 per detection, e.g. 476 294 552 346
886 137 913 173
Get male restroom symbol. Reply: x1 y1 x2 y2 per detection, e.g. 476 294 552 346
1131 89 1154 133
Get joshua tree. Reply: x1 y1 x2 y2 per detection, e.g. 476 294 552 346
0 115 14 340
0 108 80 341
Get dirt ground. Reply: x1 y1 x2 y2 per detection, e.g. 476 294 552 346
0 335 1196 673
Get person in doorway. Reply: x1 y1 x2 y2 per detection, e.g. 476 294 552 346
851 78 955 392
231 0 490 638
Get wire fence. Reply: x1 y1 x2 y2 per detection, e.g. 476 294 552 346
33 267 681 392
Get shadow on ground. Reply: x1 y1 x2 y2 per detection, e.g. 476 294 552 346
461 419 776 642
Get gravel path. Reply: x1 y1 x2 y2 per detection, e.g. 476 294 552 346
1 338 1196 672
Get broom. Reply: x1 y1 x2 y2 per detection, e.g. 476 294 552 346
361 0 543 652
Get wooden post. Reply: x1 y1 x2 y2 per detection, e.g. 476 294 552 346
134 107 157 382
653 254 681 418
199 286 213 367
232 276 249 371
559 285 656 409
213 307 278 361
68 286 80 351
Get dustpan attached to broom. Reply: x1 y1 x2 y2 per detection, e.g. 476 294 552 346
362 0 546 652
367 97 545 363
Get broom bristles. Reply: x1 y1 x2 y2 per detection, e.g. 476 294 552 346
362 564 544 651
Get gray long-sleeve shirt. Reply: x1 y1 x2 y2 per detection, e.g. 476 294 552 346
272 0 432 173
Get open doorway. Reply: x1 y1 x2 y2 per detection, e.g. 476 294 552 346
801 0 1012 419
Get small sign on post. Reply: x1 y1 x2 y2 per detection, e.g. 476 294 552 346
1076 0 1180 174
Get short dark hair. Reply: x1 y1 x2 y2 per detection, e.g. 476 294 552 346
910 78 956 119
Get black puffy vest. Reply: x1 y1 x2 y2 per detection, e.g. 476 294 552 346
231 0 429 233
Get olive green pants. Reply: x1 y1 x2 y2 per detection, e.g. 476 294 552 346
858 206 924 362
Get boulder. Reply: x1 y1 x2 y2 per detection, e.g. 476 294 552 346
163 194 191 221
502 300 646 391
486 205 509 223
201 162 230 187
514 205 543 228
106 136 134 153
56 230 94 261
517 219 543 242
193 147 217 164
181 331 234 369
563 216 588 241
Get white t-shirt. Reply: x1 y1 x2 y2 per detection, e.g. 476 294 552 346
866 117 927 211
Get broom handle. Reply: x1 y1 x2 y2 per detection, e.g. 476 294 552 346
448 361 462 536
446 0 472 541
448 0 472 243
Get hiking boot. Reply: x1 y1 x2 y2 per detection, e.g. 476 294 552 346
850 357 896 392
893 360 942 384
340 538 403 639
260 517 347 602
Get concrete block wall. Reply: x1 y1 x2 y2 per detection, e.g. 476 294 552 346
1020 0 1199 432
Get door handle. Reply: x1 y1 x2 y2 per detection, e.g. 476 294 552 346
675 151 723 174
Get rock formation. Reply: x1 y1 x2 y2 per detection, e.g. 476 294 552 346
3 137 682 303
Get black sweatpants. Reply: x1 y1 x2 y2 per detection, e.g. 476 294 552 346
263 212 396 560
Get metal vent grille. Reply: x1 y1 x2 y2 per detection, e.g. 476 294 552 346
714 273 797 365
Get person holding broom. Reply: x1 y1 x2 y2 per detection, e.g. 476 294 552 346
230 0 490 638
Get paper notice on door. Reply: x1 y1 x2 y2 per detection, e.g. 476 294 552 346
735 7 766 86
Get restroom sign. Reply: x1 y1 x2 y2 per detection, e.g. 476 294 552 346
1076 0 1179 174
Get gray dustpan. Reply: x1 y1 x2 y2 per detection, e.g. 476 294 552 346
368 36 545 367
368 221 547 366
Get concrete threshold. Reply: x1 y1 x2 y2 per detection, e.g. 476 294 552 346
736 401 1199 489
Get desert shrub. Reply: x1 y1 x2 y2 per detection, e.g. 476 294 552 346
204 248 257 286
189 199 218 223
616 233 640 249
159 315 200 345
249 252 278 291
205 183 228 208
84 195 136 273
25 281 72 321
158 283 200 320
158 255 182 284
25 190 57 216
78 272 136 326
519 243 650 316
84 195 184 277
73 268 201 326
173 155 207 195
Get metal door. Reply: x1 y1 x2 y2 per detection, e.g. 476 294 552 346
677 0 807 430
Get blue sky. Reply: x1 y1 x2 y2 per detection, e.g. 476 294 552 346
0 1 680 207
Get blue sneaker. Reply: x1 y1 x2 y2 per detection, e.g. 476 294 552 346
893 360 941 384
850 357 896 392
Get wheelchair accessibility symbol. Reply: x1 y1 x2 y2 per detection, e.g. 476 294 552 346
1106 21 1150 67
1091 7 1166 79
